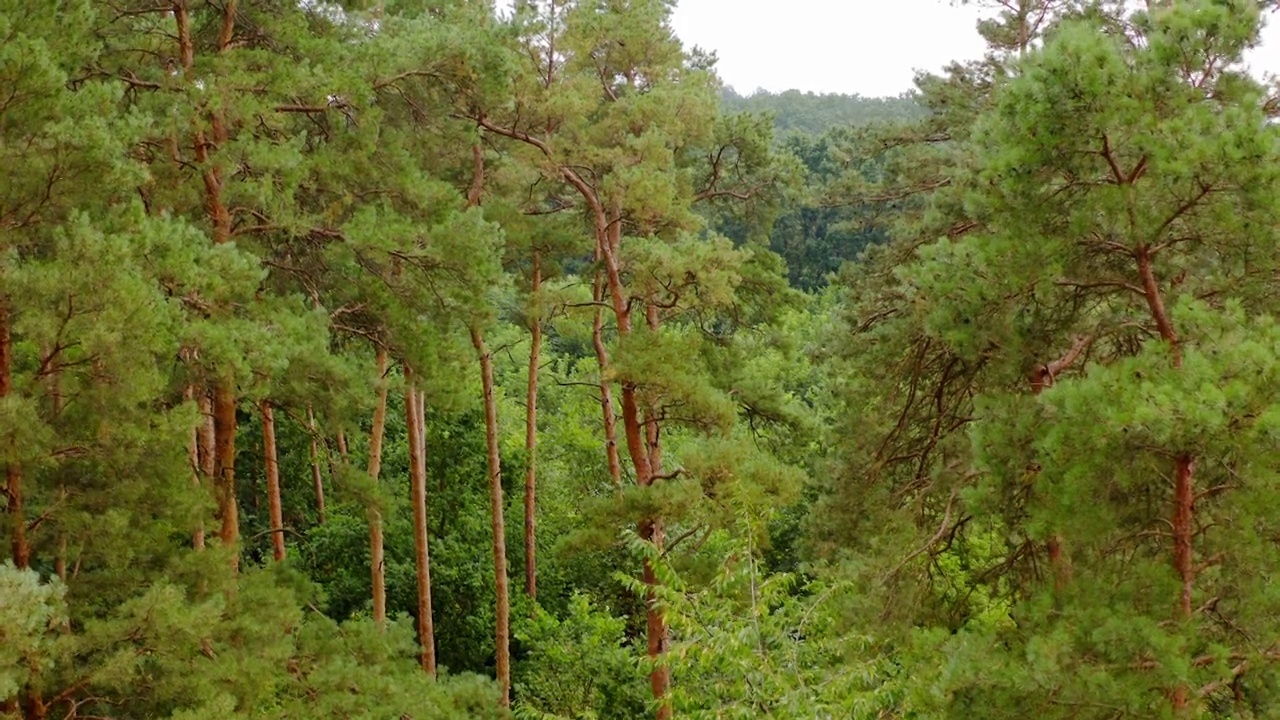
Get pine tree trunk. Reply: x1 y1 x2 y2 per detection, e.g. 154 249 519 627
186 385 206 550
642 304 671 718
368 348 389 626
55 533 67 583
20 690 46 720
175 0 234 245
417 387 435 669
596 210 671 718
44 350 70 577
176 0 239 569
1 305 29 570
524 251 542 600
213 381 239 567
591 261 622 489
471 327 510 707
1136 245 1194 714
405 370 437 674
307 407 326 524
198 392 215 546
260 401 286 562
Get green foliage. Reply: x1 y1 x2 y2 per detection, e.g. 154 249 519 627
720 87 923 136
0 564 65 702
11 1 1280 718
512 596 648 720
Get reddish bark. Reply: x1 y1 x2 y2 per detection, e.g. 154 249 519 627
1136 247 1182 368
198 393 216 479
474 119 671 717
368 348 389 626
1136 244 1195 713
186 385 206 550
55 533 67 584
573 185 671 718
641 304 672 718
175 0 239 568
198 392 215 549
174 0 233 246
212 382 239 563
405 371 436 674
44 350 69 577
525 251 542 599
465 146 510 704
471 327 511 707
260 401 286 562
591 263 623 488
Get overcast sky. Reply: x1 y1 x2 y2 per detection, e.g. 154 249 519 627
669 0 1280 97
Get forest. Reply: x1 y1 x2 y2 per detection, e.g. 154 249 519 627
4 0 1280 718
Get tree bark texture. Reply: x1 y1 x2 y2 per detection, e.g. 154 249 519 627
307 407 326 524
212 381 239 566
175 0 240 569
524 251 542 599
368 348 389 626
260 401 286 562
1136 244 1194 715
405 370 437 674
592 261 623 489
186 385 206 550
471 327 511 707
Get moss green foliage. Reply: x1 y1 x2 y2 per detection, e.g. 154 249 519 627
5 1 1280 719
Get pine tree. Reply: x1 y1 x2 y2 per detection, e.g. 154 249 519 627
822 2 1280 717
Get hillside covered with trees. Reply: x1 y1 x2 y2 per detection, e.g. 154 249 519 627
5 1 1280 719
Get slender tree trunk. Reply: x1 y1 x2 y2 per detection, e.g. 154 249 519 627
464 144 511 704
524 251 542 599
641 303 672 719
591 258 623 488
55 534 67 583
471 327 510 708
261 401 286 562
198 393 216 473
48 353 69 585
185 385 206 550
176 0 234 244
405 369 437 674
198 391 215 542
1 305 29 570
307 407 326 524
422 386 437 666
213 381 239 566
1136 245 1194 714
176 0 239 568
368 348 389 626
20 691 46 720
592 205 671 718
44 350 70 576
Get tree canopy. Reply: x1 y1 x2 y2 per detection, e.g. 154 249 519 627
5 2 1280 719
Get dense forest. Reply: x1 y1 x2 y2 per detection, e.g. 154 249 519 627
4 0 1280 718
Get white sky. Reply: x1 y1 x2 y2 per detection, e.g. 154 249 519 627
670 0 1280 97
